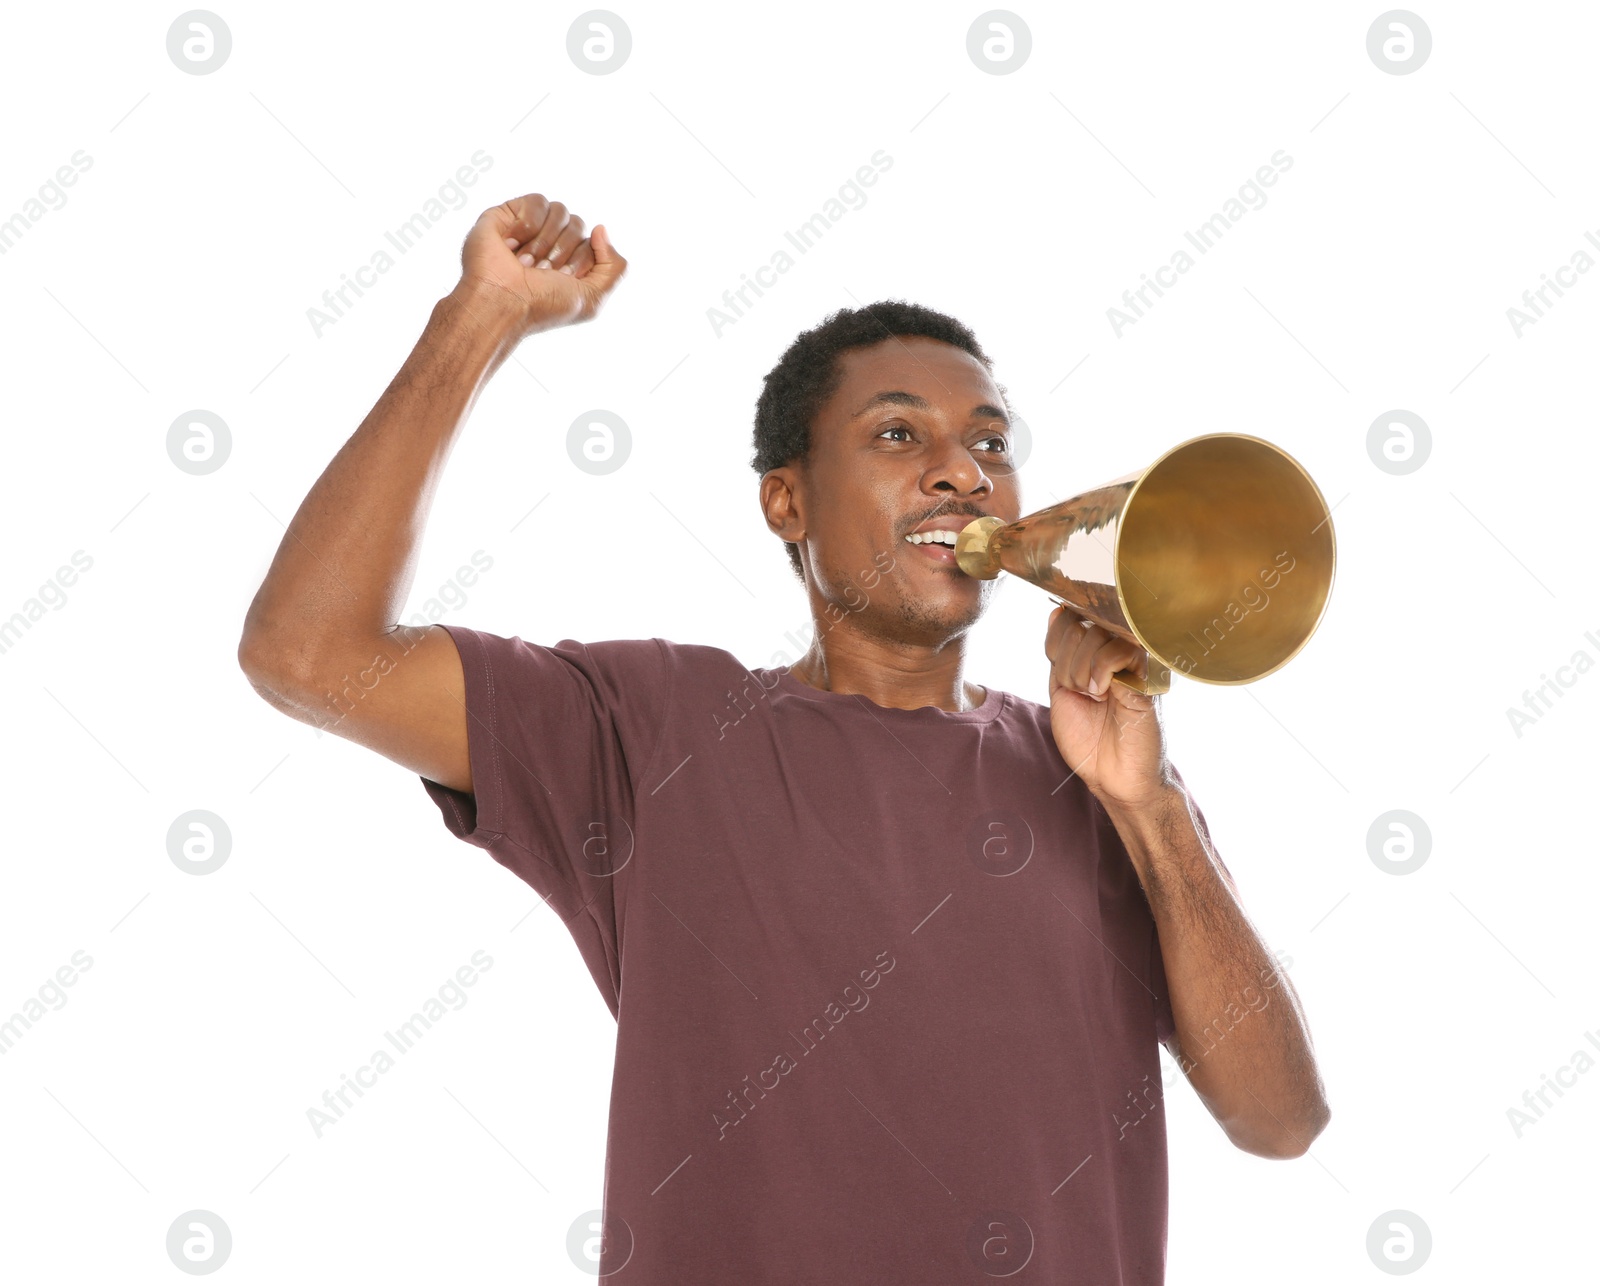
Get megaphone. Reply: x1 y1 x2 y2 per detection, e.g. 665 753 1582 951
954 433 1336 695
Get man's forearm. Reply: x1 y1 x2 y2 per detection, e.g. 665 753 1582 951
1104 784 1331 1158
239 281 525 679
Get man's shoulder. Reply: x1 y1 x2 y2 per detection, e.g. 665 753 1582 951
465 632 745 668
444 628 760 692
587 636 756 667
579 636 773 687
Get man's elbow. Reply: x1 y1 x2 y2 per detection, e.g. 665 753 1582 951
237 630 321 718
1228 1102 1331 1159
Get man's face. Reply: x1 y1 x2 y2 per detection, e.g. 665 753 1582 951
763 335 1024 646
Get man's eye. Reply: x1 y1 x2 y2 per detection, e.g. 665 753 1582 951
877 424 1010 453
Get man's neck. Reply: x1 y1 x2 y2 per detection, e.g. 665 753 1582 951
787 632 986 713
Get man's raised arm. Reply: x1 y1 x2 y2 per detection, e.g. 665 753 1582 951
236 192 627 794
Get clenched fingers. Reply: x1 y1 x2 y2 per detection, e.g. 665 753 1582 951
1046 605 1148 700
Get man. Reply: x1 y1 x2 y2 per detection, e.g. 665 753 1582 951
239 191 1329 1282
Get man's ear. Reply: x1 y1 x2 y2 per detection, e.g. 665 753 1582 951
760 468 805 544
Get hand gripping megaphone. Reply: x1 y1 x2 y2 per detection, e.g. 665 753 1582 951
954 433 1336 695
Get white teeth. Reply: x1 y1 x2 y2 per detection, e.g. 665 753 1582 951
906 530 957 546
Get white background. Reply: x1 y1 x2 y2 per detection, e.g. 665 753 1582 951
2 1 1595 1280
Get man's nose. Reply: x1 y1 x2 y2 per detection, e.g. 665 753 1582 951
924 441 992 495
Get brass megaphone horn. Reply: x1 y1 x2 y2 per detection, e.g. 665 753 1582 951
954 433 1336 695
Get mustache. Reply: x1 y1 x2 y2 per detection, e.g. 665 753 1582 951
902 502 991 537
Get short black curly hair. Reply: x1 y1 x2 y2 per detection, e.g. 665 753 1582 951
750 299 1005 581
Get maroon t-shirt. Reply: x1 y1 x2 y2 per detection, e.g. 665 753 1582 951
421 626 1214 1283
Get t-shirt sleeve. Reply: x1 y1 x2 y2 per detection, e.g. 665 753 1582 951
1151 764 1234 1049
418 625 674 1014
